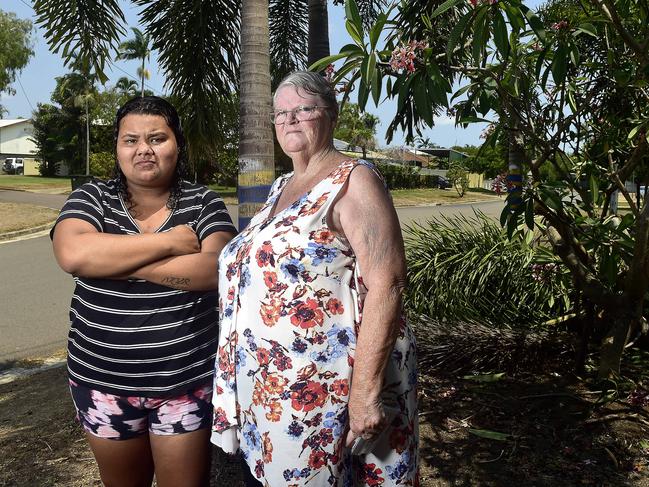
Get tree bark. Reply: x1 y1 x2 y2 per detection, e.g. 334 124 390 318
238 0 275 230
598 315 634 379
308 0 330 68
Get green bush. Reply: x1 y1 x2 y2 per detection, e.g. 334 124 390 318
376 163 438 189
89 152 115 179
447 162 469 197
405 212 572 328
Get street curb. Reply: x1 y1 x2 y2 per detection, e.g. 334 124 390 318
0 358 66 386
0 220 57 241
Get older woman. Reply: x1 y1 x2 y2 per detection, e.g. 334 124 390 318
211 72 418 485
52 96 236 487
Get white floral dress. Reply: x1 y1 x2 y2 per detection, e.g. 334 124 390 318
211 160 419 486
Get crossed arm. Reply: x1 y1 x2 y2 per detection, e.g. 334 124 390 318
331 165 407 446
52 218 233 290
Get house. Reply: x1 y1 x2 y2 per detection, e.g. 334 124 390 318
416 147 469 167
333 138 390 162
0 119 39 175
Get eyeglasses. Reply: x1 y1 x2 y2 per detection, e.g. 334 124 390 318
271 105 327 125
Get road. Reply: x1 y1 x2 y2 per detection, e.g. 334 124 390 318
0 189 504 364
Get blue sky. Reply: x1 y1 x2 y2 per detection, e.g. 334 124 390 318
1 0 541 148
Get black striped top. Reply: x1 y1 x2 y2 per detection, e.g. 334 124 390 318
52 179 236 396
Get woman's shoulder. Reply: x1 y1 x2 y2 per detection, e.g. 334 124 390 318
70 177 119 200
178 180 229 205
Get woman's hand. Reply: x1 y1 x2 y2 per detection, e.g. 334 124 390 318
345 391 387 447
164 225 201 255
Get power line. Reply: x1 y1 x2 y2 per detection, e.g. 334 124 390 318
16 76 34 113
17 0 33 11
107 60 165 97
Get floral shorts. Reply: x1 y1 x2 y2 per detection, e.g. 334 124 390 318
68 380 213 440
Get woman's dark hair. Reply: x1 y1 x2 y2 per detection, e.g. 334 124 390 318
113 96 187 212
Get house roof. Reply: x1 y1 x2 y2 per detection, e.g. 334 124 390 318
0 119 31 128
417 147 469 158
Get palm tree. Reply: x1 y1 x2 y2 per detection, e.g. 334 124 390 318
115 77 138 98
116 27 151 97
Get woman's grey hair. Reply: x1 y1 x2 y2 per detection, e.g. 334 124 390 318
274 71 339 122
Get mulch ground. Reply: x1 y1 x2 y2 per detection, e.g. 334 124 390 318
0 363 647 486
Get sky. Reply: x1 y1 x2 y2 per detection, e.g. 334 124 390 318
1 0 540 149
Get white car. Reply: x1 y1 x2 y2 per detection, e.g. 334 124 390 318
2 158 23 174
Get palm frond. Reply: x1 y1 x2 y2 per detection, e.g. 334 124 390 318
269 0 308 88
133 0 241 163
33 0 126 83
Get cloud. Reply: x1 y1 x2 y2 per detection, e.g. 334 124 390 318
433 115 456 126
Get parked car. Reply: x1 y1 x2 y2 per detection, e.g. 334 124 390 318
2 158 24 175
437 175 452 189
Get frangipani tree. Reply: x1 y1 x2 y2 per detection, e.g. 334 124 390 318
317 0 649 378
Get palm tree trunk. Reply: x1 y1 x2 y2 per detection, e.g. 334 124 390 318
238 0 275 230
85 98 90 175
307 0 330 68
141 57 145 97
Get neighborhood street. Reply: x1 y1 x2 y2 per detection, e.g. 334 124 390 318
0 189 504 364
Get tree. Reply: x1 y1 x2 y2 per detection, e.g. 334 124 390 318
446 162 469 197
0 10 34 115
115 76 138 99
334 103 379 158
324 0 649 379
117 27 151 97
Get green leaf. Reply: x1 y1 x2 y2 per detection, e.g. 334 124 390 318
451 83 475 103
309 52 350 72
372 64 382 105
567 88 577 113
345 20 364 46
628 123 645 140
492 8 509 58
369 12 387 51
472 7 489 65
431 0 465 19
446 11 474 60
469 428 510 441
358 76 369 110
502 2 525 33
519 4 546 41
575 22 597 37
538 187 563 212
397 75 413 112
413 76 433 126
330 59 359 85
462 372 505 382
589 175 599 207
365 53 376 85
340 43 364 55
344 0 363 32
569 43 580 66
551 43 568 85
525 196 535 230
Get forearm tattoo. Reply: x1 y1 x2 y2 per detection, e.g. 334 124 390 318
161 276 191 288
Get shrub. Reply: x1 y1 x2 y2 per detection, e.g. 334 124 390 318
404 211 572 328
89 152 115 179
447 162 469 197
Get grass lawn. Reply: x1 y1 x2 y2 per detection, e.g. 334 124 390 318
390 187 500 206
0 202 58 233
208 186 500 207
0 175 71 193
